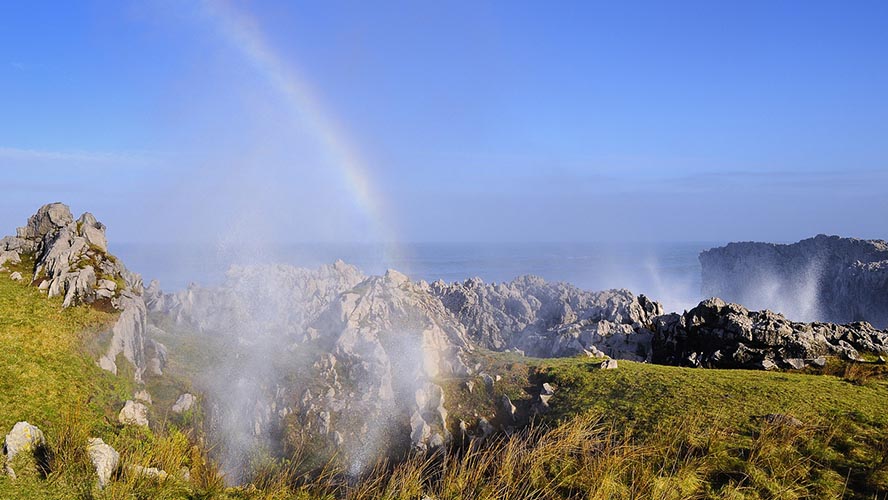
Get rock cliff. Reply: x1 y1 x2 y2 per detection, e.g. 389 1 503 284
700 235 888 327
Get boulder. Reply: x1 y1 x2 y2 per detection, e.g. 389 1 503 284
118 400 149 427
3 422 47 479
87 438 119 489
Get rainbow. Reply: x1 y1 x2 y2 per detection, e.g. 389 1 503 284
200 0 400 260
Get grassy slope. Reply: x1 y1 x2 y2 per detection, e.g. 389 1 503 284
0 274 126 436
439 352 888 498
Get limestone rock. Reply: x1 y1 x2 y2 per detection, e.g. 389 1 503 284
651 298 888 369
118 400 149 427
9 272 22 282
3 422 47 479
499 395 517 423
431 275 662 360
172 393 195 414
87 438 119 489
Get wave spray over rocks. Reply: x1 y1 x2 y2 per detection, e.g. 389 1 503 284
701 235 888 327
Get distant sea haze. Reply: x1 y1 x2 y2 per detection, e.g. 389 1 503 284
113 242 720 315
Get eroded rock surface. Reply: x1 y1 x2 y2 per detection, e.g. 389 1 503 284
651 297 888 369
431 276 662 360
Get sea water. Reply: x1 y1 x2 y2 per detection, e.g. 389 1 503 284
113 241 720 314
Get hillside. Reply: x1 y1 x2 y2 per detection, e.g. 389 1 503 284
2 266 885 497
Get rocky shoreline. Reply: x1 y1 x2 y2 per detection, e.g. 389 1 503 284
3 203 888 474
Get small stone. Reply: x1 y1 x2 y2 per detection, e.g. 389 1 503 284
762 413 803 427
783 358 806 370
87 438 119 489
809 356 827 368
9 272 22 282
541 383 555 395
129 465 168 481
599 358 618 370
464 380 475 393
480 373 494 389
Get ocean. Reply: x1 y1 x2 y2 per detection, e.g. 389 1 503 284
112 241 721 314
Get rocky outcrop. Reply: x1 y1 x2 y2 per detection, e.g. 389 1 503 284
0 203 141 307
431 276 662 360
651 298 888 369
0 203 160 381
700 235 888 327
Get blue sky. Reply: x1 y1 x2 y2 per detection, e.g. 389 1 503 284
1 1 886 243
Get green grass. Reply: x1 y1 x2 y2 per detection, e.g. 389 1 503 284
0 274 128 436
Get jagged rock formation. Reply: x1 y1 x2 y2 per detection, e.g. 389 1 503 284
431 276 662 360
149 263 658 468
701 235 888 327
0 203 140 306
0 203 163 382
651 298 888 369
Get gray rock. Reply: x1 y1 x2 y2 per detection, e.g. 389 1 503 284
480 373 495 389
3 422 46 479
701 235 888 328
541 383 555 396
477 417 494 437
500 395 517 422
171 393 195 414
87 438 119 489
599 358 619 370
783 358 806 370
9 272 22 282
651 298 888 370
809 356 827 368
118 400 149 427
331 431 344 447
